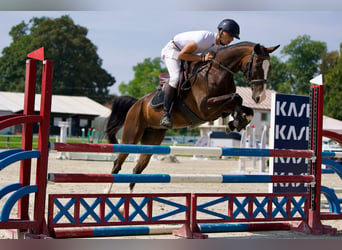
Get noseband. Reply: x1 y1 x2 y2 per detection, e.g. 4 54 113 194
211 50 268 87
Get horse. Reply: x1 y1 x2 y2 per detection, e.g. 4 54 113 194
106 42 279 192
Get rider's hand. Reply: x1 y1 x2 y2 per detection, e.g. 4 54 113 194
205 52 214 61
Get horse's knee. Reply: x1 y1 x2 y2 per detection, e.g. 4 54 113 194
233 93 243 105
232 105 242 121
242 106 254 117
241 106 254 126
226 120 236 134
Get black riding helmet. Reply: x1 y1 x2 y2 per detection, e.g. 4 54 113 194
217 19 240 39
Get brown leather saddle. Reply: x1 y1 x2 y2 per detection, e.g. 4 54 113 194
150 61 201 108
150 61 207 126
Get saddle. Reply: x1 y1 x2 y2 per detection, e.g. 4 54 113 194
151 62 191 108
150 73 170 108
151 60 206 108
151 61 207 126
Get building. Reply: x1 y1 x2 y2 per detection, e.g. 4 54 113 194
0 92 111 137
323 116 342 134
198 86 276 142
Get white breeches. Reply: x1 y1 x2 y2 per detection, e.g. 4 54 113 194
161 41 181 88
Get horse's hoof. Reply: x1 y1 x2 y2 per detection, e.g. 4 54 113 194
225 127 231 134
104 183 113 194
226 121 236 134
129 183 135 193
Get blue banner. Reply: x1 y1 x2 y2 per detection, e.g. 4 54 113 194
269 93 310 193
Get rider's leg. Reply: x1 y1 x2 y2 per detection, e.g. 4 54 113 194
160 84 177 128
160 56 180 128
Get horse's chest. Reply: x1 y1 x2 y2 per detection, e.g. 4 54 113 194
208 83 236 97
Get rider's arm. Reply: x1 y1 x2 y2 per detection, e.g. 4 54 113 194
178 41 212 62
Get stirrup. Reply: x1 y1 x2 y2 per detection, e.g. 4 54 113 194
160 115 173 129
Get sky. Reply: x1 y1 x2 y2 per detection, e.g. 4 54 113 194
0 0 342 95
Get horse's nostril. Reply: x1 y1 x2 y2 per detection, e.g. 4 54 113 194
255 96 260 103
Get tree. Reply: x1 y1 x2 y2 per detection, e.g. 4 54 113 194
267 55 291 93
324 43 342 120
0 22 32 92
281 35 327 95
119 57 167 98
0 15 115 104
320 50 339 75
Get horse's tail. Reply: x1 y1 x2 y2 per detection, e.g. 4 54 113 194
106 96 138 144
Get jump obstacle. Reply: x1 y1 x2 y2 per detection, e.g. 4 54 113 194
0 48 342 239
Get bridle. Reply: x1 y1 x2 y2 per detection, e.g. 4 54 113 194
244 51 269 86
211 50 268 87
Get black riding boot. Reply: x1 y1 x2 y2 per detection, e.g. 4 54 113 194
160 85 176 128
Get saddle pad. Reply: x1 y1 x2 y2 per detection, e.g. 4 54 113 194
151 89 164 108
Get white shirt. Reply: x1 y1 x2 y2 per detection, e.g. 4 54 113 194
173 30 219 54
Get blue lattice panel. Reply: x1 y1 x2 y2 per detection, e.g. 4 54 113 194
192 193 309 224
48 193 191 231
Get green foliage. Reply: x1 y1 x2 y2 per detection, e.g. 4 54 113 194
0 15 115 104
0 22 32 92
320 50 339 74
267 56 291 92
281 35 327 95
324 43 342 120
119 57 167 98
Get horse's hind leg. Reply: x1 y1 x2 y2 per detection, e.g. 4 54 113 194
129 128 167 192
111 153 129 174
104 153 130 193
129 154 153 192
105 125 143 193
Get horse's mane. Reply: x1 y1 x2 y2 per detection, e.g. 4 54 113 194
217 41 257 53
191 42 257 74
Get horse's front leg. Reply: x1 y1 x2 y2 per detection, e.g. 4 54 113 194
207 93 242 108
207 93 253 133
227 105 254 132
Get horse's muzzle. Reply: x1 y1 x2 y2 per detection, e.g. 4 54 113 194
251 81 267 104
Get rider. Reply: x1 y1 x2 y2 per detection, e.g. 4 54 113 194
160 19 240 128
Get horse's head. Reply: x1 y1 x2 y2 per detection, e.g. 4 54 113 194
243 43 280 103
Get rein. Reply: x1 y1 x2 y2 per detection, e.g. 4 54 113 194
211 51 267 86
211 58 249 85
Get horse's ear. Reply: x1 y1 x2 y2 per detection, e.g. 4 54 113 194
267 45 280 54
253 44 262 54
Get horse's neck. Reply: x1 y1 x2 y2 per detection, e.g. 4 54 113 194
216 46 251 72
187 46 251 95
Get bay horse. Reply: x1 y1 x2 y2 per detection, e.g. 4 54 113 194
106 42 279 192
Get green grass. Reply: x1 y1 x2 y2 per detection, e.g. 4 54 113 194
0 135 109 149
0 136 22 148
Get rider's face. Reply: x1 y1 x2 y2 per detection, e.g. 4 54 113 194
220 31 234 45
